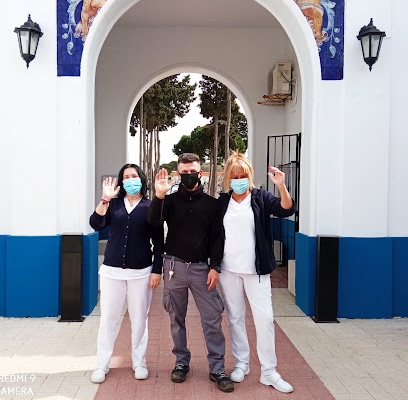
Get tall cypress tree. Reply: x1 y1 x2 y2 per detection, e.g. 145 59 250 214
129 74 196 196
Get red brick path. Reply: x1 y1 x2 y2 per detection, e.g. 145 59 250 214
95 267 334 400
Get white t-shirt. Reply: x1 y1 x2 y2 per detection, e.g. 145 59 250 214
221 194 256 274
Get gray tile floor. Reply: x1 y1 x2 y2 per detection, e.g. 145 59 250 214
1 287 407 399
273 289 408 400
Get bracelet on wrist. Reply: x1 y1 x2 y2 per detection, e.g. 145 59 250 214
101 198 110 205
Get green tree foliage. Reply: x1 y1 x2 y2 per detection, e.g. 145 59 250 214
130 75 196 135
199 76 225 196
173 118 247 163
173 126 213 161
160 160 178 174
219 108 248 155
129 74 196 196
173 76 248 197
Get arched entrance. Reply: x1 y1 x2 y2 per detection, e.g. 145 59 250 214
79 0 321 313
125 63 255 160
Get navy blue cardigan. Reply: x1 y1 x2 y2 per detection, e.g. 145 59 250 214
89 197 164 273
218 188 295 275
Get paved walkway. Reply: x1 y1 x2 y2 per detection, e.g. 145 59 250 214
1 267 408 400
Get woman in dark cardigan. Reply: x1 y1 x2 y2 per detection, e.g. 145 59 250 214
218 151 295 394
89 163 163 384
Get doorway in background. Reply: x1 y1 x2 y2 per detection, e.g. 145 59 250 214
267 133 301 267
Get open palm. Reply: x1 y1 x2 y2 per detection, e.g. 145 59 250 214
155 169 171 198
102 177 120 200
267 166 285 186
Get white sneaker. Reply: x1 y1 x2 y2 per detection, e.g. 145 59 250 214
134 365 149 380
90 368 108 384
260 371 293 393
230 366 250 382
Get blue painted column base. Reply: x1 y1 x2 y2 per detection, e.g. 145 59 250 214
295 233 408 319
0 233 99 318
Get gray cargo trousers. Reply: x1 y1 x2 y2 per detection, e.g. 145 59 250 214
162 256 226 374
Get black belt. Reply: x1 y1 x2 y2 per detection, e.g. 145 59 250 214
162 254 207 264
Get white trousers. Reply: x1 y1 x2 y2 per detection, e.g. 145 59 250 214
218 270 277 374
96 275 152 371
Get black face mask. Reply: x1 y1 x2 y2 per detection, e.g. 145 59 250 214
179 172 200 190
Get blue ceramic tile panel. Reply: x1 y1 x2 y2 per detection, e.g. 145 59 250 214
295 0 344 80
57 0 108 77
57 1 344 79
57 0 84 76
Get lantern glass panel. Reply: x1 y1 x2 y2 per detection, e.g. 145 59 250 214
371 35 381 57
361 36 370 58
20 30 30 54
30 34 39 56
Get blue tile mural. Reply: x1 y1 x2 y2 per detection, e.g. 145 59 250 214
57 0 107 76
295 0 344 80
57 0 344 80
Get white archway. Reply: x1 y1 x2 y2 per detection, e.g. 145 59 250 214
125 63 256 159
80 0 321 236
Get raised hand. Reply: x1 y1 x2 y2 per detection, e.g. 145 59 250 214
267 166 286 187
267 166 293 209
154 168 171 199
102 177 120 201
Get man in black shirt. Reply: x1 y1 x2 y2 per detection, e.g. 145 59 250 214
148 153 233 393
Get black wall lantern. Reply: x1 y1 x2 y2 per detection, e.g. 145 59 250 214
357 18 386 71
14 15 43 68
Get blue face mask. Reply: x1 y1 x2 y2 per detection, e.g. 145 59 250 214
230 178 249 194
123 177 142 195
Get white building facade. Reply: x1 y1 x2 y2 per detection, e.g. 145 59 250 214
1 0 407 318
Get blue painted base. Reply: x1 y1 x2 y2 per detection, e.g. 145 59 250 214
0 236 6 316
7 236 60 317
81 232 99 315
295 233 408 319
294 233 317 316
0 233 98 317
392 238 408 317
2 232 406 319
338 237 392 318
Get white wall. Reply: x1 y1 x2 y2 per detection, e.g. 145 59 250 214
1 0 60 236
1 0 93 236
388 0 408 237
5 0 405 240
0 1 12 234
338 0 392 237
1 0 311 238
311 0 408 238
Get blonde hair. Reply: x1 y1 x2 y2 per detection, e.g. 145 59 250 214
223 150 255 192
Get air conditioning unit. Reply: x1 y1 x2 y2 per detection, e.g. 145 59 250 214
271 62 292 96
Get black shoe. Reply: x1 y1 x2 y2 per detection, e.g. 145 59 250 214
209 371 234 393
171 364 190 383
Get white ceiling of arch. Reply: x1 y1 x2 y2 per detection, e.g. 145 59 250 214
117 0 280 28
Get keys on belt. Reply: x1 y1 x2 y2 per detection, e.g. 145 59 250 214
164 254 206 281
169 259 175 281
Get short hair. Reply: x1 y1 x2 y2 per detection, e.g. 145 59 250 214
117 163 148 199
178 153 200 164
223 150 255 192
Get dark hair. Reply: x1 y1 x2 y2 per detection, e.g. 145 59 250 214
117 163 148 199
178 153 200 164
